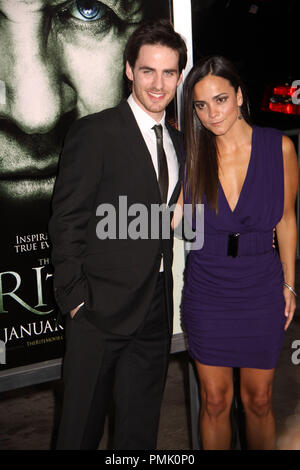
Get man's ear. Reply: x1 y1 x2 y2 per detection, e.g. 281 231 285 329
177 72 183 87
126 61 134 82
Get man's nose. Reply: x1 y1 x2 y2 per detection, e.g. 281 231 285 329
0 25 76 134
152 73 164 91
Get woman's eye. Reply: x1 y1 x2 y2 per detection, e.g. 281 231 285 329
217 96 228 103
194 102 204 110
70 0 106 21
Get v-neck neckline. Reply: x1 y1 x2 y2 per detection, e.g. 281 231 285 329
219 126 255 214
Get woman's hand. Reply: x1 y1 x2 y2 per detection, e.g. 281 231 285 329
283 286 296 330
171 187 183 230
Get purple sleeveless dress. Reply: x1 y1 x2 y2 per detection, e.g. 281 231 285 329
182 126 286 369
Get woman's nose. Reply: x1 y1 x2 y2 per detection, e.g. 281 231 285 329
208 104 219 120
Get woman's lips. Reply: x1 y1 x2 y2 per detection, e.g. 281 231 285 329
209 120 223 126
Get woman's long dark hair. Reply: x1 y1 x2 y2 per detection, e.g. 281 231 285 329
182 56 251 212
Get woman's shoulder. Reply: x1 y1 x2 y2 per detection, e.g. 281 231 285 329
254 125 296 152
253 125 285 152
253 124 284 139
281 134 296 153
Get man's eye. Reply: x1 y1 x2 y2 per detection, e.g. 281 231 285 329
70 0 106 21
58 0 108 23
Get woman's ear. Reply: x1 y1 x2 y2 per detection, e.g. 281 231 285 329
237 86 243 107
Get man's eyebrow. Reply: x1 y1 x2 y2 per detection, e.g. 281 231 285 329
18 1 68 9
138 67 178 73
36 0 65 7
138 66 156 72
100 0 143 22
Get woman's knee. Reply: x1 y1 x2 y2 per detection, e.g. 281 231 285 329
241 388 273 418
196 363 234 419
201 387 233 419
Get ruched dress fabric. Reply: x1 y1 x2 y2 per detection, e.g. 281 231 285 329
183 126 286 369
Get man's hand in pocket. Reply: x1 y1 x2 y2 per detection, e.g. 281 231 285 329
70 302 84 319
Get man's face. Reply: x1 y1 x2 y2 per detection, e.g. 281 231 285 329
0 0 142 204
126 44 182 122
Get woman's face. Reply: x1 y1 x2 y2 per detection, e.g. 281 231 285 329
193 74 243 136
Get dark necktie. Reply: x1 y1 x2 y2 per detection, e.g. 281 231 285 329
152 124 169 204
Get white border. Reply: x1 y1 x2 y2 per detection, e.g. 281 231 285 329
172 0 194 129
171 0 193 335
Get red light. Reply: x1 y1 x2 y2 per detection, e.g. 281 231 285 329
261 82 300 115
273 86 297 97
269 102 300 115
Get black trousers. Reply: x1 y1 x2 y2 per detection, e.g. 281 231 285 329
56 274 171 450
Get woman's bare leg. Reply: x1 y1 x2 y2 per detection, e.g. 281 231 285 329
240 367 276 450
195 362 234 450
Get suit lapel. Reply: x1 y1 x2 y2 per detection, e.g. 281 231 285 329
118 100 161 202
118 100 182 206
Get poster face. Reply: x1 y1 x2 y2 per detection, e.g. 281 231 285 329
0 0 172 370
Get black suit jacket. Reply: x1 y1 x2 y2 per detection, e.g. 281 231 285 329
49 100 183 335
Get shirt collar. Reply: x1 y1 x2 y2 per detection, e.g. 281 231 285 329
127 94 166 132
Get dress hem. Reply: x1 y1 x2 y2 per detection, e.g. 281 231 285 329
188 351 279 370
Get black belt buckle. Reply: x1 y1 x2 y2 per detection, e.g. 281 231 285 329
227 233 239 257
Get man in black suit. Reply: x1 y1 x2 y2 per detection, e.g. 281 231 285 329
49 19 187 450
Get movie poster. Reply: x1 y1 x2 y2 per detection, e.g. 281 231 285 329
0 0 172 370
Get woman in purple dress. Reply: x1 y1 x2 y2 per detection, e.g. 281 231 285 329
181 56 298 450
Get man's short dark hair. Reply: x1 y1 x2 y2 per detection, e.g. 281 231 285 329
125 19 187 74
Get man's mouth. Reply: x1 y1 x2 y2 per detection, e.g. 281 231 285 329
0 157 58 200
0 131 59 200
147 91 165 100
0 163 58 181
